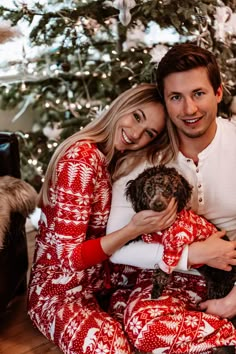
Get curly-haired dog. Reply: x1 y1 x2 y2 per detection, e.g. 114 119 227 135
125 165 236 328
0 175 38 249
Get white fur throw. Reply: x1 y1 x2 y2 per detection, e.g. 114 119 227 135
0 176 37 249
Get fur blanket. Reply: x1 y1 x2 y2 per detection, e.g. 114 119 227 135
0 176 37 249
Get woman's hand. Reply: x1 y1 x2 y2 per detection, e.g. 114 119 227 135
130 198 177 237
188 231 236 271
102 198 177 256
198 286 236 319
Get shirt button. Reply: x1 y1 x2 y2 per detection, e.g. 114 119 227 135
199 198 202 202
198 184 201 188
187 159 191 162
196 168 199 173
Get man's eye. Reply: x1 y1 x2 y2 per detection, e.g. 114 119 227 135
133 112 141 122
170 95 180 101
195 91 205 97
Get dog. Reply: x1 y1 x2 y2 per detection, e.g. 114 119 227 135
0 175 38 249
125 165 236 328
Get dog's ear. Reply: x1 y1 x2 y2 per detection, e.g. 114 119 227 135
125 177 147 212
174 174 192 212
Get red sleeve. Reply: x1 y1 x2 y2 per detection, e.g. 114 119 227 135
50 142 111 271
70 238 108 269
80 238 108 267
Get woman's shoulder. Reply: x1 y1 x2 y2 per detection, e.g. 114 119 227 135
63 140 106 163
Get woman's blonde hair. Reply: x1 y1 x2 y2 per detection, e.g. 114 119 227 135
39 83 174 205
166 117 179 159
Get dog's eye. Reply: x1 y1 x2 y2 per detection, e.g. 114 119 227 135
164 186 172 196
145 184 155 198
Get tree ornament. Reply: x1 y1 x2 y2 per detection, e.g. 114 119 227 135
0 20 21 44
113 0 136 26
61 61 71 72
123 20 145 50
43 122 63 140
150 44 168 64
194 7 210 48
214 6 236 42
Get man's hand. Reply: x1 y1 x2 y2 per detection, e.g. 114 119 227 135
199 286 236 319
188 231 236 271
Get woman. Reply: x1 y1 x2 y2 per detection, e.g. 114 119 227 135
27 83 178 354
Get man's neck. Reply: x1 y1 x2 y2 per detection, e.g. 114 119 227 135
179 143 199 164
178 122 217 163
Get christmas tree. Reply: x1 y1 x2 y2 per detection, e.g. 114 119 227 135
0 0 235 190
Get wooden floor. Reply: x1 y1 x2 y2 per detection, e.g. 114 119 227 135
0 230 62 354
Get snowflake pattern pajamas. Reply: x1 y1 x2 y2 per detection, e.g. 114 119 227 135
123 209 236 353
27 141 138 354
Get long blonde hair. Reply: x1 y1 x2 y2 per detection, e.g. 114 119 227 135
39 83 174 205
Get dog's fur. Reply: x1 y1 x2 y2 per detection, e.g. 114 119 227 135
0 176 38 249
125 165 236 328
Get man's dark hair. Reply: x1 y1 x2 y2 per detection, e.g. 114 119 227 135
156 43 222 99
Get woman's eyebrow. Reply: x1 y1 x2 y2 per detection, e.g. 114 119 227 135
137 109 146 120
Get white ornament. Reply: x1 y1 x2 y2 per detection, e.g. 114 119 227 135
123 20 145 50
214 6 235 42
12 93 36 122
150 45 169 64
43 122 63 140
0 20 22 44
113 0 136 26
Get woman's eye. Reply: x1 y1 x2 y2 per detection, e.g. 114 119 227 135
146 130 154 139
133 112 141 122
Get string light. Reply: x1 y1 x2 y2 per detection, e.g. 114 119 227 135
21 82 26 91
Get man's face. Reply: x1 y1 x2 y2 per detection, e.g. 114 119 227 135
163 67 222 142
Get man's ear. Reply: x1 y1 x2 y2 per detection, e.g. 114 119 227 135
216 84 223 103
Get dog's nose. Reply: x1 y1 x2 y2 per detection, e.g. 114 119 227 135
152 201 166 212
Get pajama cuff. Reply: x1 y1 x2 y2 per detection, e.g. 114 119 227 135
175 245 189 271
81 238 109 268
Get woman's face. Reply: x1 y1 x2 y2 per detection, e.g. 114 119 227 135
114 101 166 152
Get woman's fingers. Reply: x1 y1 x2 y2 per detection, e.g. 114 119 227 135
159 198 177 227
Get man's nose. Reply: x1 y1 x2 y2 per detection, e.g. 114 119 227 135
184 97 198 115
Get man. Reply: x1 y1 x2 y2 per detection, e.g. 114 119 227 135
107 43 236 353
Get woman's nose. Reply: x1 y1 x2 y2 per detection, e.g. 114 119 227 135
132 125 144 139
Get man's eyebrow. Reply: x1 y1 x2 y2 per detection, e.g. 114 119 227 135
193 87 204 92
167 87 203 97
137 109 159 135
166 91 180 97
